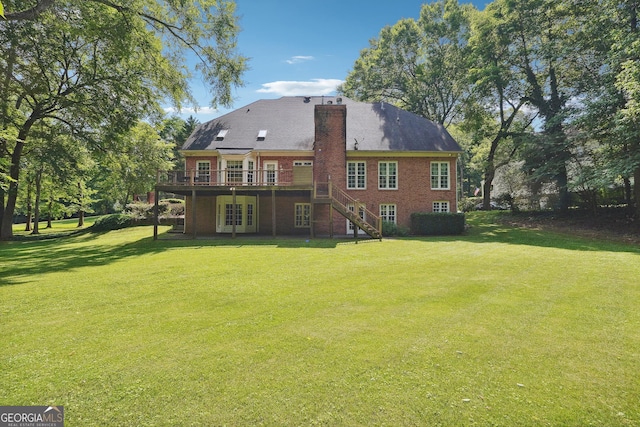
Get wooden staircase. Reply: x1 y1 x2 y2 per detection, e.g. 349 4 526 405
314 182 382 240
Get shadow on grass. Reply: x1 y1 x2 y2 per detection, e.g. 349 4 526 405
2 215 638 287
0 229 360 287
452 211 640 254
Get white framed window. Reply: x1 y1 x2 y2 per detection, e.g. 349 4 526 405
219 157 256 185
247 160 255 184
294 203 311 228
379 204 397 223
247 203 254 226
378 162 398 189
431 162 450 190
264 161 278 185
196 160 210 183
433 201 450 212
225 203 243 225
226 160 243 183
294 160 313 166
347 161 366 189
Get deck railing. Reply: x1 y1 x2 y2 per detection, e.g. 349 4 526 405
314 181 382 238
157 169 301 187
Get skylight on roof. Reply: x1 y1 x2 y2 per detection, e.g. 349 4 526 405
215 129 228 140
257 129 267 140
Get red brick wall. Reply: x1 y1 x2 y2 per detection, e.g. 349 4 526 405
314 105 347 185
185 156 218 172
342 156 458 227
184 194 217 234
258 192 313 236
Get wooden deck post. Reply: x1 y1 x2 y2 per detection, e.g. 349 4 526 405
191 189 197 239
310 191 314 239
271 188 276 237
232 187 237 239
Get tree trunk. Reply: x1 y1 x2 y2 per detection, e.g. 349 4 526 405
624 176 633 216
634 165 640 220
0 189 4 233
483 167 495 210
25 179 33 232
0 118 37 240
46 191 53 229
31 168 42 235
556 163 570 215
482 131 504 211
77 182 85 227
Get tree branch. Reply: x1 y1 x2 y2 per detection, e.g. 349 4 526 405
5 0 56 21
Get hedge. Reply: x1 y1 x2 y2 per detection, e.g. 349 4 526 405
410 212 465 236
91 214 135 232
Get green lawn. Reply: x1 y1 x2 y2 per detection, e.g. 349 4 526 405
1 212 639 426
10 216 97 238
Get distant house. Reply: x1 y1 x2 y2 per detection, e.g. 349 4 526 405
154 96 462 238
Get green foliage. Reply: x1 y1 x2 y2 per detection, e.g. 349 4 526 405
410 212 466 235
124 202 156 220
339 0 476 126
124 200 184 220
93 121 175 208
157 115 200 170
90 213 135 232
161 198 185 205
0 0 246 239
161 199 185 217
459 196 482 212
495 192 518 212
381 220 409 237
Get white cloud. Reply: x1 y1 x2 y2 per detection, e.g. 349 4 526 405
257 79 344 96
286 55 315 64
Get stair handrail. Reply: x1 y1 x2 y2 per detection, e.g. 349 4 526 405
328 182 381 236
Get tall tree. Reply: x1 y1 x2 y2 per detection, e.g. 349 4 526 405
490 0 584 212
339 0 476 126
157 115 200 170
600 0 640 220
0 0 246 239
467 4 533 209
95 121 174 208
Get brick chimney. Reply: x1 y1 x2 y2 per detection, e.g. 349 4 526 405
313 104 347 185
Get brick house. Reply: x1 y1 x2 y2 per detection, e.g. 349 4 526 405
154 96 462 239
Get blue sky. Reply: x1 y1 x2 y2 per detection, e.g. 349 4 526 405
170 0 488 122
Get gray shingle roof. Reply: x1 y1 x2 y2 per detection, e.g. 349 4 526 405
182 96 462 153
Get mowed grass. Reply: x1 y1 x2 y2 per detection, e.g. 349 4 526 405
1 212 639 426
10 217 97 238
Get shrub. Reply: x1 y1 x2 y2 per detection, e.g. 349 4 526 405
459 197 482 212
160 199 185 217
125 202 154 219
495 192 519 212
91 214 135 232
381 221 409 237
161 198 185 204
410 212 465 235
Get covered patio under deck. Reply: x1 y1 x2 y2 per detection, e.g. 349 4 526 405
153 168 320 239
